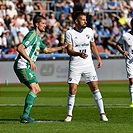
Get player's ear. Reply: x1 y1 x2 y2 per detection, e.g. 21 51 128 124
35 22 39 27
75 19 78 24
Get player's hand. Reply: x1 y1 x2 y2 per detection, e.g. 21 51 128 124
62 43 68 49
123 51 128 57
80 52 88 59
97 59 102 68
30 61 37 71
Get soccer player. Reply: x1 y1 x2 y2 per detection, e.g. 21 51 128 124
64 11 108 122
116 18 133 107
13 15 67 124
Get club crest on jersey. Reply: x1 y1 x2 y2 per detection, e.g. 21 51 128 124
86 34 90 39
25 41 30 45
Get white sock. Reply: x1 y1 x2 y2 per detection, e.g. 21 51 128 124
93 89 105 114
67 93 75 116
129 86 133 102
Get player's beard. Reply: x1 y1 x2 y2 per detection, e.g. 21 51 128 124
38 27 45 32
81 24 86 29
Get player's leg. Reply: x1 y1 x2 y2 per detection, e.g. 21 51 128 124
87 81 108 121
129 78 133 107
84 67 108 121
21 83 41 122
64 83 78 122
64 69 81 122
14 68 40 123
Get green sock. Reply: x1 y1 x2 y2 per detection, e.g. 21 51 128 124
22 92 37 118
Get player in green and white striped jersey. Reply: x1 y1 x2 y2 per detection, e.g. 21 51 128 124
13 15 67 124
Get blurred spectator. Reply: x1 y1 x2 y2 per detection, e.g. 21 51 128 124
55 0 63 19
48 12 57 26
61 0 70 17
58 13 66 26
25 2 34 15
117 12 128 29
16 0 26 15
68 0 74 14
6 0 16 10
53 22 62 38
126 13 132 28
16 14 26 26
4 14 11 30
0 12 5 24
1 31 13 58
6 5 18 19
130 0 133 9
112 21 121 41
0 22 5 36
83 0 95 14
14 31 24 45
18 22 29 36
8 45 18 55
102 13 113 31
5 30 14 47
107 0 117 10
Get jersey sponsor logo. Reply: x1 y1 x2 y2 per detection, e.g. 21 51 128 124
25 41 30 45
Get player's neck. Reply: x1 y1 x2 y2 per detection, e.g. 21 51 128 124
74 26 84 32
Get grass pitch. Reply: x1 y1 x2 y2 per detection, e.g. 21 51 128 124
0 81 133 133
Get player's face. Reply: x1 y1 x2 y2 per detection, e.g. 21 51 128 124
77 15 87 28
38 19 46 32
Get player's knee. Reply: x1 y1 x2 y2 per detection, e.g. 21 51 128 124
70 88 77 95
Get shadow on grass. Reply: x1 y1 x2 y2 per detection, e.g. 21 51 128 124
0 119 64 124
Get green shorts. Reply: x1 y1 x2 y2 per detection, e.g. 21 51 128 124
14 63 38 86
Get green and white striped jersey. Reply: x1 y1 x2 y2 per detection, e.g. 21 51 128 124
15 29 46 69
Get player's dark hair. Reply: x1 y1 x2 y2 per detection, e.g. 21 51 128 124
33 15 46 27
73 11 86 22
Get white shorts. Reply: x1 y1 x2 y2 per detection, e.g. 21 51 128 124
67 65 98 84
126 60 133 78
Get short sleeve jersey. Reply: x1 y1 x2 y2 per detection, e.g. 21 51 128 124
118 31 133 60
65 27 95 67
15 29 46 69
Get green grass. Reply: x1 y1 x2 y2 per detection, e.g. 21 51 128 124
0 81 133 133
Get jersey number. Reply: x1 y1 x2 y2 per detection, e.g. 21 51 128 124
79 49 86 53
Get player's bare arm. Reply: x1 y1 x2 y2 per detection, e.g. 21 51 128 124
66 42 88 59
43 43 68 54
17 44 37 71
90 41 102 68
116 43 128 57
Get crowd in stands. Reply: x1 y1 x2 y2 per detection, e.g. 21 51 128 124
0 0 133 58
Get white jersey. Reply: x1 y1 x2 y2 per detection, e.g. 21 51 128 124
65 27 98 84
65 27 95 69
118 31 133 78
118 31 133 59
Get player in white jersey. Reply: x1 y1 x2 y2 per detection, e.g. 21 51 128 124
64 11 108 122
13 15 67 124
116 18 133 107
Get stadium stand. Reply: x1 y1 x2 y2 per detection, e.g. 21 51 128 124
0 0 132 60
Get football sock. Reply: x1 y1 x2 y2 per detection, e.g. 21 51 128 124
22 92 37 118
129 86 133 102
67 93 75 116
93 89 105 114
